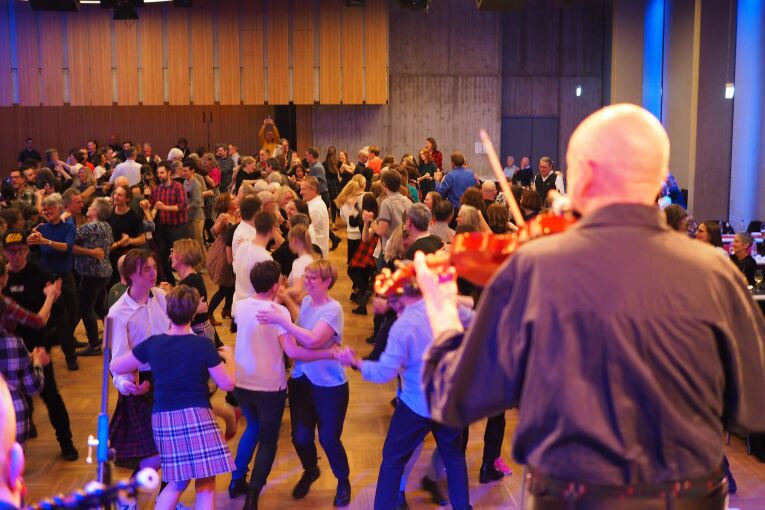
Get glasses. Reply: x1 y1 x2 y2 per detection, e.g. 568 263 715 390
303 273 322 283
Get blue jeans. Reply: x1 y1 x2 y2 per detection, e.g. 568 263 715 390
232 387 287 490
288 376 350 480
375 401 471 510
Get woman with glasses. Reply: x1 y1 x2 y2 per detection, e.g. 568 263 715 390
256 259 351 507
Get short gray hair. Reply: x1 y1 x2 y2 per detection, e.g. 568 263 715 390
736 231 754 248
406 202 432 231
167 147 184 161
92 198 113 222
170 160 183 174
42 193 64 210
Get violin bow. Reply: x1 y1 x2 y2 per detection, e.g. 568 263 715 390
480 129 525 228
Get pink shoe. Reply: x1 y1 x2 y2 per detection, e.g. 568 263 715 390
493 457 512 475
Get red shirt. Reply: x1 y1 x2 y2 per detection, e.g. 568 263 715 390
150 180 188 227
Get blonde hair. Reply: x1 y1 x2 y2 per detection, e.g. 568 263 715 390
276 186 297 206
334 179 362 208
384 225 406 262
305 259 338 289
172 238 203 267
288 224 313 253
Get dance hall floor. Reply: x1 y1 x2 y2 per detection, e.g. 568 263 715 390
22 232 765 509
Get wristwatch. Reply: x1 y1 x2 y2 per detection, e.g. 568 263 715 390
47 239 52 246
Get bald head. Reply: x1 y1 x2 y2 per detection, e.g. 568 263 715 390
481 180 497 201
115 175 129 189
566 104 669 214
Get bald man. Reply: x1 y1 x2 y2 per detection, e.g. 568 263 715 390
415 104 765 509
0 378 26 510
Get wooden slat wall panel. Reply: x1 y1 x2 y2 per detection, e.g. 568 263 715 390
341 5 363 104
115 20 138 105
267 0 289 104
292 0 314 105
190 0 214 105
0 105 273 172
167 8 190 105
319 0 342 104
141 8 164 105
0 0 11 106
219 0 241 105
241 0 264 105
88 8 113 106
38 12 63 106
16 3 40 106
67 12 92 106
364 0 388 104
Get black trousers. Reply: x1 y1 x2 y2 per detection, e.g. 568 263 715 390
346 238 360 267
26 362 74 448
155 223 190 285
482 412 506 463
78 274 109 347
208 284 234 317
348 266 374 301
288 376 350 480
54 271 79 360
232 387 287 490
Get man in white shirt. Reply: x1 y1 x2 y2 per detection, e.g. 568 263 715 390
231 194 262 263
109 147 142 186
503 155 518 179
300 176 329 257
107 249 169 470
229 260 336 506
232 211 274 321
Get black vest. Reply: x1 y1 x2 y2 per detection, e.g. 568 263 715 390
535 172 559 203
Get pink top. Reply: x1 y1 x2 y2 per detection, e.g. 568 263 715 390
209 167 221 186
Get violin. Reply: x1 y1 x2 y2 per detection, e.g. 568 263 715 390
373 129 577 298
373 211 576 298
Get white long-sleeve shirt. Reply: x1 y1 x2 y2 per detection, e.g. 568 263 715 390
108 287 170 394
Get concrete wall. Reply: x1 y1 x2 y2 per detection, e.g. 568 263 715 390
309 0 607 178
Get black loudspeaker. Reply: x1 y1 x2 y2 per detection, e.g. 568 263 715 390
29 0 80 11
173 0 192 6
273 105 297 155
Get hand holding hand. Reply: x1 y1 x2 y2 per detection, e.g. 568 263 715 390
134 380 151 395
362 210 374 223
159 282 173 293
32 347 51 366
27 230 44 246
197 297 209 314
139 199 150 210
154 201 166 211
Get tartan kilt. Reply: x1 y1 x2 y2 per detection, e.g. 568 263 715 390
152 407 234 482
109 372 157 461
191 320 220 395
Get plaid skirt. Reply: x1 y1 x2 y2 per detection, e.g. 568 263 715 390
109 393 157 461
152 407 234 482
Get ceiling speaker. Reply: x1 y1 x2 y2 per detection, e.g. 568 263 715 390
29 0 80 11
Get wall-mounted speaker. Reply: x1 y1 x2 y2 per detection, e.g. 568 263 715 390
29 0 80 11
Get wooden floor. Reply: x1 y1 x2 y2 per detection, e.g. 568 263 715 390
21 230 765 509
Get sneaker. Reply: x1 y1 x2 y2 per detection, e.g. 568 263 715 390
420 476 448 506
66 357 79 371
77 345 102 357
493 457 513 475
292 466 320 499
351 305 367 316
479 461 504 484
330 237 342 251
61 443 79 461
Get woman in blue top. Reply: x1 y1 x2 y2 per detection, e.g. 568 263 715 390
257 259 351 507
111 285 236 510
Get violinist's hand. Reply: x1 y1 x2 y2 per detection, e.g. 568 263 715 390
413 251 463 340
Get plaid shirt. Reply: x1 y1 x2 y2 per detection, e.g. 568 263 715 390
1 296 45 444
150 180 188 227
350 234 379 269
